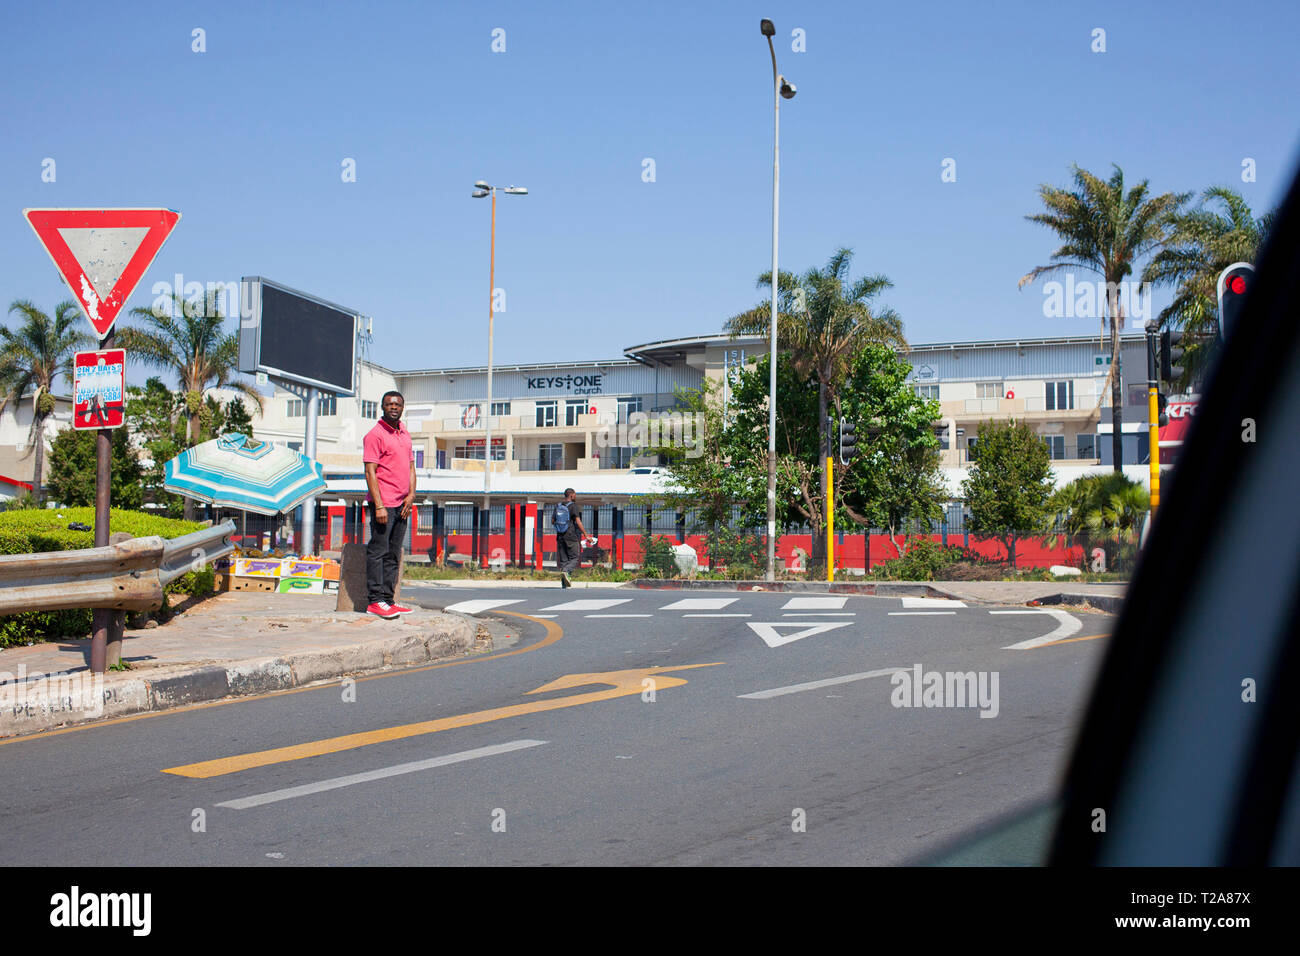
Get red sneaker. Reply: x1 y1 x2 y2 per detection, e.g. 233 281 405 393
366 602 399 619
389 602 414 615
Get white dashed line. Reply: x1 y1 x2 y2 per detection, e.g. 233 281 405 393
539 599 633 612
660 598 739 610
780 597 848 610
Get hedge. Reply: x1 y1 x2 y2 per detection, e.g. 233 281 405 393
0 508 212 648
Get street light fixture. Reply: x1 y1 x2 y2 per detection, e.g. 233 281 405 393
762 18 795 581
472 181 528 562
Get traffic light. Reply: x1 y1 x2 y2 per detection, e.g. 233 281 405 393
1160 329 1185 385
838 417 858 464
1157 392 1168 427
1217 262 1254 339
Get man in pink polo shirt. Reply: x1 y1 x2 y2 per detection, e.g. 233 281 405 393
363 390 417 618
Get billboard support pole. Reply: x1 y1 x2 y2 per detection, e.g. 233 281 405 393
302 386 319 554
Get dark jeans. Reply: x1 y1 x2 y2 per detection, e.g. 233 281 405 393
557 534 582 575
366 512 408 604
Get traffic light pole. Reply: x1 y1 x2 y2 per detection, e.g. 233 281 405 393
826 455 834 582
1145 325 1161 512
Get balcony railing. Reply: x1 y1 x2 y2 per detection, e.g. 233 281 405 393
513 456 572 472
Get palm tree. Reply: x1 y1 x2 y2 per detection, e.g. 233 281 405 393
0 300 95 505
115 291 263 518
1019 165 1189 472
726 247 905 563
1142 186 1275 387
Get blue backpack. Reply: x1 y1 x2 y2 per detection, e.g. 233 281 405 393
553 501 570 534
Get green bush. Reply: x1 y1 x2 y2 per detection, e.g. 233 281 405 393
704 526 766 579
868 539 997 581
639 531 678 577
0 508 210 647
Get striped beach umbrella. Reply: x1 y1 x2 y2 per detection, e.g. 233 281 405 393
163 433 327 516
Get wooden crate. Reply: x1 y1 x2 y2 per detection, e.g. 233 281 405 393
216 572 279 593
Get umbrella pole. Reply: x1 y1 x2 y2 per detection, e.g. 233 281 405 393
241 509 247 548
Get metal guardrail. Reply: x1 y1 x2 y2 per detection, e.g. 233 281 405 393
0 520 236 616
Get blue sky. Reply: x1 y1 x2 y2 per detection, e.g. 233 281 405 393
3 0 1298 387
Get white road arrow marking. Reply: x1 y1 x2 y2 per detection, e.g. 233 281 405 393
992 609 1082 649
746 621 854 648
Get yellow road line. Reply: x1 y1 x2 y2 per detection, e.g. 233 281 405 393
1035 631 1112 648
164 663 721 779
0 610 561 748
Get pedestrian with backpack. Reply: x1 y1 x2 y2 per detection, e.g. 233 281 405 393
553 487 589 587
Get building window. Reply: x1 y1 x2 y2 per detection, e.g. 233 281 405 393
490 401 511 416
565 399 587 427
966 437 978 461
1077 434 1096 459
539 443 563 471
361 400 378 418
618 396 643 422
417 504 434 533
976 382 1003 400
287 395 336 417
1042 435 1066 460
1045 381 1074 411
914 385 939 401
535 401 557 427
414 449 425 468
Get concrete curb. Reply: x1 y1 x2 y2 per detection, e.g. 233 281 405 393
1030 592 1127 615
0 614 477 740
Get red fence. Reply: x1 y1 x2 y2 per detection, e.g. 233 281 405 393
314 504 1090 572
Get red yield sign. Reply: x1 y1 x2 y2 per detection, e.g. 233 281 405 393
22 208 180 339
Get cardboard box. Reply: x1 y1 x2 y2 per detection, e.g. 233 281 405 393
234 558 284 578
277 576 325 595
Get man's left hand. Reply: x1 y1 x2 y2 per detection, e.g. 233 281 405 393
401 496 415 519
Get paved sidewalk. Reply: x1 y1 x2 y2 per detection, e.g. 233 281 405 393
0 591 482 739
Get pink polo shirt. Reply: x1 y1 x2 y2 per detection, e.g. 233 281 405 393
363 419 415 508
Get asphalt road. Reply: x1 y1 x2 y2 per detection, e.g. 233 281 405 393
0 585 1111 866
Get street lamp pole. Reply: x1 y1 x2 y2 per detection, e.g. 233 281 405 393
761 19 795 582
473 181 527 565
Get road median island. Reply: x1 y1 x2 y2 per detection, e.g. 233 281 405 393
0 591 479 739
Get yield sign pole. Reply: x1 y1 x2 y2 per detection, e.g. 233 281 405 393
23 208 180 672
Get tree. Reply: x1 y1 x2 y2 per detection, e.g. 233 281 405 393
45 427 143 509
726 248 906 560
836 344 948 557
114 291 263 518
961 419 1055 567
657 345 947 573
0 300 95 505
125 377 188 517
1019 165 1189 471
1142 186 1276 387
